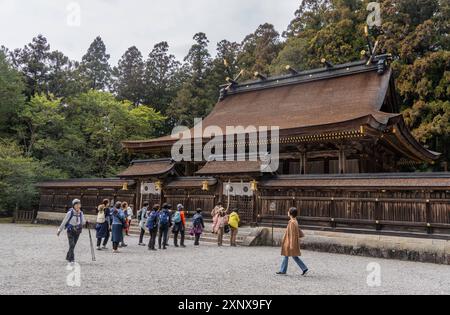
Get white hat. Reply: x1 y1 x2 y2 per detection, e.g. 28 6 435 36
72 199 81 206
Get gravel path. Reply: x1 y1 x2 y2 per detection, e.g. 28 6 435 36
0 224 449 295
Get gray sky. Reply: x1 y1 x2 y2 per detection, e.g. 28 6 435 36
0 0 299 64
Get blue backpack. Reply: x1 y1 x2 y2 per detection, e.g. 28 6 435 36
146 211 158 230
159 210 170 227
173 211 181 224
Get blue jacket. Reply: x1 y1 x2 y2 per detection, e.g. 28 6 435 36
112 208 125 225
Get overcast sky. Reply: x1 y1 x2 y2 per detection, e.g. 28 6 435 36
0 0 300 64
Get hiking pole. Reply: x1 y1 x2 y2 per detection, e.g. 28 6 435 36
87 223 96 262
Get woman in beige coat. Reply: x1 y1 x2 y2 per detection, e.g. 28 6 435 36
277 207 309 276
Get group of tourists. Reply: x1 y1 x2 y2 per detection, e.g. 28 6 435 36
57 199 309 277
210 202 240 247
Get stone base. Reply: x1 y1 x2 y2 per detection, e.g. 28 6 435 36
256 228 450 265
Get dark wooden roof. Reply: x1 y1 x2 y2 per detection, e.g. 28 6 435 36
261 173 450 189
118 159 175 178
122 58 439 162
37 179 135 189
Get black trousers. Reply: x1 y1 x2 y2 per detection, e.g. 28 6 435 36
194 234 201 246
66 230 81 262
148 228 158 249
158 227 169 249
173 225 185 246
139 228 146 244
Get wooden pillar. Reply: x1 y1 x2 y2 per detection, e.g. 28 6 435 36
217 179 224 204
324 157 330 174
338 147 347 174
299 149 307 175
135 179 142 211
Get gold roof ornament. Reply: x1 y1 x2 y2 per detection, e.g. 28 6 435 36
202 180 209 192
250 180 258 192
155 180 163 192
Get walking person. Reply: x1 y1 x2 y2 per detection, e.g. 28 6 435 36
172 204 186 248
229 208 241 247
147 204 160 251
158 204 172 250
138 202 150 246
217 209 228 247
111 202 126 253
191 208 205 246
57 199 86 264
276 207 309 276
95 199 111 250
211 203 224 234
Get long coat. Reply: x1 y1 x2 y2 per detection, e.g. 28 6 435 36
281 219 302 257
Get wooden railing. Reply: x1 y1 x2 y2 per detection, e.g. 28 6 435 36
14 210 36 223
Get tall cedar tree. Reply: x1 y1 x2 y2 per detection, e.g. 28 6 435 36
143 42 181 114
80 36 112 91
114 46 145 106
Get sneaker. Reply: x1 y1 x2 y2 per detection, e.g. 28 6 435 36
302 269 309 277
97 247 102 251
139 243 146 246
276 272 286 275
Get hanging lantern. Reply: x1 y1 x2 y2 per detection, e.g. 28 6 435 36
122 182 128 191
202 180 209 192
250 180 258 192
155 181 163 192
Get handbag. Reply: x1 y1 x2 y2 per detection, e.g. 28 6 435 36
299 228 305 239
224 224 231 234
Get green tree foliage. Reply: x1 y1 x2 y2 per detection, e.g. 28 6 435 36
270 0 449 165
0 51 25 136
113 46 145 106
17 91 165 178
10 35 51 97
167 33 215 127
8 35 84 99
238 23 282 78
80 36 112 91
271 0 367 73
0 140 64 215
143 42 181 115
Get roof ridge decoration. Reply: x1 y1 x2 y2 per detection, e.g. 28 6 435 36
219 54 393 101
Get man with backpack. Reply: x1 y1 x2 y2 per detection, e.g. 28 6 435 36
146 204 160 251
172 204 186 248
57 199 86 264
158 203 172 250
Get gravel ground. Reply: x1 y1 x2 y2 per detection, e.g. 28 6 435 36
0 224 449 295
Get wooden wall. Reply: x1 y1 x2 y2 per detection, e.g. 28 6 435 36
38 177 450 238
39 188 136 215
257 188 450 237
